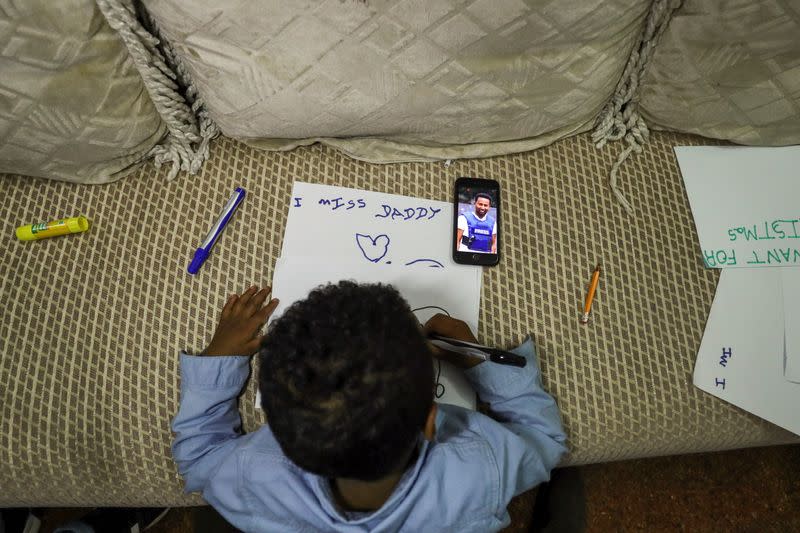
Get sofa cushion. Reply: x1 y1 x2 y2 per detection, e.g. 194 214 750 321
640 0 800 145
141 0 650 162
0 0 166 183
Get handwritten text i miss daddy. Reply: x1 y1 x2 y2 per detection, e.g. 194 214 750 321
705 218 800 267
293 195 443 222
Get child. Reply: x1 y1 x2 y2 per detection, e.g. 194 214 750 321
172 281 567 532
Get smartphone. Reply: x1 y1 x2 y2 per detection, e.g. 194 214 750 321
453 177 500 266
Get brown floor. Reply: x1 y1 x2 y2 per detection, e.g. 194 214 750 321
26 443 800 533
581 444 800 533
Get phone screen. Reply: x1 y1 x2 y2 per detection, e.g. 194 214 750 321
453 177 500 266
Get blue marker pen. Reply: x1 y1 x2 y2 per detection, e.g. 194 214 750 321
188 187 246 274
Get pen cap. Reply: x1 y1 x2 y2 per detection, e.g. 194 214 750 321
188 248 210 275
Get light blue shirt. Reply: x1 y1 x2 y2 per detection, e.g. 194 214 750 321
172 337 568 532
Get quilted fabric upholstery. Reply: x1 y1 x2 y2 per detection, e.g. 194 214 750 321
141 0 650 162
640 0 800 145
0 0 166 183
1 130 796 506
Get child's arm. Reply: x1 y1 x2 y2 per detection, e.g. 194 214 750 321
462 337 567 497
425 315 567 505
171 286 279 493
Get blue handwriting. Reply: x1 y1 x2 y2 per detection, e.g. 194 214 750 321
355 233 390 263
319 197 367 211
719 347 732 367
405 258 445 268
375 204 441 221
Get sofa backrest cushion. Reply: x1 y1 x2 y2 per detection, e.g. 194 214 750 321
142 0 650 162
0 0 166 183
640 0 800 145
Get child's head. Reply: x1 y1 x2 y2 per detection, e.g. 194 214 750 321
259 281 434 481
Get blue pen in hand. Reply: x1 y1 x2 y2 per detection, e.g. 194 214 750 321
188 187 246 275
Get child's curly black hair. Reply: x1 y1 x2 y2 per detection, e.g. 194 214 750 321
259 281 434 481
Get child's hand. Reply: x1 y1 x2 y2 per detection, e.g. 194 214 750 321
201 286 280 356
424 313 483 369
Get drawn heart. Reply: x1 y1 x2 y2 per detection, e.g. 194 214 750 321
355 233 390 263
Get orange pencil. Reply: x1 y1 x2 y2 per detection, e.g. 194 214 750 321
580 264 601 324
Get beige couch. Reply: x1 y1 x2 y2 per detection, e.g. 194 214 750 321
1 0 798 507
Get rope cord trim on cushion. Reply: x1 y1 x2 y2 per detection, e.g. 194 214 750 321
95 0 219 180
592 0 683 214
137 3 221 170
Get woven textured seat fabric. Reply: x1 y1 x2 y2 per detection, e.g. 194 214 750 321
1 131 796 507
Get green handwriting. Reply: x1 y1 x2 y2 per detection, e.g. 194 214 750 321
746 248 800 265
703 249 737 267
727 219 800 242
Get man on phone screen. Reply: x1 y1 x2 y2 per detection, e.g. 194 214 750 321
457 193 497 253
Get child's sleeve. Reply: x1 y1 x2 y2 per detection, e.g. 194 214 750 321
171 352 251 493
462 337 568 505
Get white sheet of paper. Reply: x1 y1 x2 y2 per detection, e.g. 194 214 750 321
693 268 799 436
782 269 800 383
256 257 481 410
282 182 469 271
675 146 800 269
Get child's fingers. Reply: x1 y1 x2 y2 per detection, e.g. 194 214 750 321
253 298 280 324
423 313 450 334
221 294 238 318
233 285 258 313
424 314 477 343
427 341 445 359
247 287 272 314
